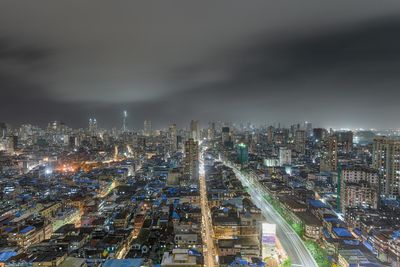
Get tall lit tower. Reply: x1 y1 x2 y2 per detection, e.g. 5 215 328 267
123 110 128 132
88 118 97 135
373 136 400 198
169 124 178 152
184 138 199 182
190 120 199 141
144 120 152 136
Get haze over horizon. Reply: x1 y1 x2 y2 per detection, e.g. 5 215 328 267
1 0 400 129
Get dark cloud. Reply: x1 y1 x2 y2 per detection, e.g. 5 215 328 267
0 1 400 129
0 37 49 106
162 15 400 128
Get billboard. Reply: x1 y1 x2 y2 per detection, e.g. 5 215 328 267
262 223 276 246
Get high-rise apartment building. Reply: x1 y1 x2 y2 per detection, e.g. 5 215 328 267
340 166 379 213
184 138 199 182
373 137 400 198
320 135 338 172
88 118 97 136
336 131 353 154
190 120 199 141
221 127 231 147
6 135 18 154
341 166 379 185
0 122 7 139
313 128 327 142
304 121 312 137
144 120 152 137
295 130 306 154
122 110 128 132
169 124 178 152
236 143 249 164
267 126 274 144
341 182 378 213
208 122 215 140
279 147 292 166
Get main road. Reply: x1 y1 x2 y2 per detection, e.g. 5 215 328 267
199 156 217 267
225 161 318 267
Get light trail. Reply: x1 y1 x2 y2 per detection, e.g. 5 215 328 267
224 161 318 267
199 153 217 267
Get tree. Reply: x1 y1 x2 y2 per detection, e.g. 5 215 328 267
279 257 292 267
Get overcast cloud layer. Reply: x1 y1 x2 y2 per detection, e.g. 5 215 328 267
0 0 400 129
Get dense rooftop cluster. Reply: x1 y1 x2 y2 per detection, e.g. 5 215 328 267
0 120 400 266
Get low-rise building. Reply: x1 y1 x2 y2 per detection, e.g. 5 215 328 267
161 249 203 267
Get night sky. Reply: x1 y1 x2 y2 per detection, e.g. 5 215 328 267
1 0 400 129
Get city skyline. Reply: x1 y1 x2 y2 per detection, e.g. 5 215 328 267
2 2 400 267
1 1 400 128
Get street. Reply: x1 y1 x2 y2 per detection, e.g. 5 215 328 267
226 162 318 267
199 156 217 267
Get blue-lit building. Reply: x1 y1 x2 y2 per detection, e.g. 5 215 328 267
236 143 249 164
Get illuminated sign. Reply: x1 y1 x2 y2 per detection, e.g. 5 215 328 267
262 223 276 245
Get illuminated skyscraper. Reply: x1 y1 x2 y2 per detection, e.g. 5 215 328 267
0 122 7 139
321 135 338 172
221 127 231 146
169 123 178 152
373 136 400 198
313 128 327 142
190 120 199 141
336 131 353 154
267 126 274 144
304 121 312 137
122 110 128 132
6 135 18 154
295 130 306 154
207 122 215 140
88 118 97 135
341 182 378 213
236 143 249 164
144 120 152 136
340 166 379 213
279 147 292 166
184 138 199 182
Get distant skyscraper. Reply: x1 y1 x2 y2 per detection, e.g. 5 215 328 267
313 128 327 142
321 135 338 172
290 124 300 139
336 131 353 154
190 120 199 141
221 126 231 147
207 122 215 140
68 136 77 149
304 121 312 137
122 110 128 132
279 147 292 166
354 131 376 145
236 143 249 164
169 124 178 152
6 135 17 154
184 138 199 181
88 118 97 135
373 136 400 198
267 126 274 144
144 120 152 136
48 121 66 133
295 130 306 154
0 122 7 139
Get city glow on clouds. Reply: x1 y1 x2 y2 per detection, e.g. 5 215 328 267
0 0 400 128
